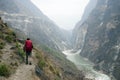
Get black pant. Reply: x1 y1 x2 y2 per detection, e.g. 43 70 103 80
26 52 31 64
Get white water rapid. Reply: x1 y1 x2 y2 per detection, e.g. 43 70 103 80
63 49 111 80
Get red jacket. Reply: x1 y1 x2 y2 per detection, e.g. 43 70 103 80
24 40 33 52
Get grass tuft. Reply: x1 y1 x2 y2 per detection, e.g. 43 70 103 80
0 63 10 77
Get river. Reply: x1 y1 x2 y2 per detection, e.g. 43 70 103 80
63 49 111 80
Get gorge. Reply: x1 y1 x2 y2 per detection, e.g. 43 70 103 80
0 0 120 80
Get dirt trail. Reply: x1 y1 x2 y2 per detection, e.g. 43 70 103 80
1 43 14 61
8 64 39 80
7 50 40 80
0 42 40 80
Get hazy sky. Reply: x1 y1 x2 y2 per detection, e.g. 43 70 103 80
31 0 89 30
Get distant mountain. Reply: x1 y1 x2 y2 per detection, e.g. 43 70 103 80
73 0 120 79
0 0 69 51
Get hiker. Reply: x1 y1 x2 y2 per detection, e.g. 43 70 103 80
24 38 33 65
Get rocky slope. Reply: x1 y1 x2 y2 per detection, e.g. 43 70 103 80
0 0 69 51
73 0 120 80
0 18 90 80
0 16 42 79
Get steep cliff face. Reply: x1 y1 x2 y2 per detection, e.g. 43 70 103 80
72 0 97 50
73 0 120 79
0 0 69 51
72 22 88 50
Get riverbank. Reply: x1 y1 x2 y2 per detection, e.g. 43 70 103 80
63 50 111 80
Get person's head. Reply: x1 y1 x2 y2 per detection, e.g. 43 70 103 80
27 38 30 40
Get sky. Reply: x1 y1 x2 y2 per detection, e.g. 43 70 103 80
30 0 89 30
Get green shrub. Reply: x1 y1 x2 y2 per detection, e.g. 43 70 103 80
0 33 4 39
16 42 25 61
35 52 42 59
55 77 61 80
0 45 3 49
5 35 12 43
16 42 20 48
38 59 46 70
17 44 25 57
0 42 5 49
35 52 46 70
0 63 10 77
11 32 16 37
7 31 16 37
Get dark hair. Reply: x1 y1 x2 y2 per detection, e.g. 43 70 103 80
27 38 30 40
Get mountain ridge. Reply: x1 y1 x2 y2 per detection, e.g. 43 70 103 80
0 0 70 51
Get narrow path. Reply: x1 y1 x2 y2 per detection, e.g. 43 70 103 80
1 43 14 61
7 50 40 80
8 64 38 80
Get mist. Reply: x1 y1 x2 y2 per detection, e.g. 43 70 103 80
31 0 89 30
